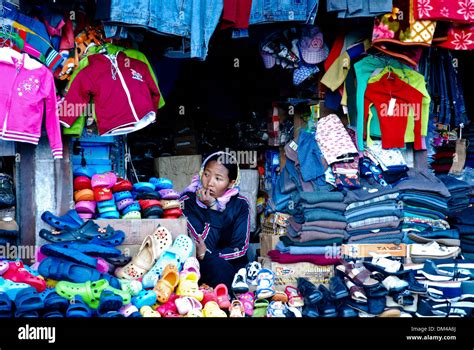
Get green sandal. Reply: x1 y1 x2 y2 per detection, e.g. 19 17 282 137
252 299 269 318
55 279 131 309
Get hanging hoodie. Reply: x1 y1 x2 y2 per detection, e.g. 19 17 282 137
0 48 63 159
60 51 161 136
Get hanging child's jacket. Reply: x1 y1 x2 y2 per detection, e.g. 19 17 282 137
60 51 161 136
0 47 63 159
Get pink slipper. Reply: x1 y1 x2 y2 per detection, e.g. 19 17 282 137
238 292 254 316
214 283 231 309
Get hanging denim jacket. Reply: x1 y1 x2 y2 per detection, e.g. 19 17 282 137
249 0 319 25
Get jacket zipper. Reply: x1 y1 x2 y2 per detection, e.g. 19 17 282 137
2 62 21 138
106 55 140 122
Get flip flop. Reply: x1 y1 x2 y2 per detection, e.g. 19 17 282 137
0 292 12 318
38 256 121 289
66 295 93 317
2 261 46 292
14 287 44 313
41 210 84 231
40 244 98 269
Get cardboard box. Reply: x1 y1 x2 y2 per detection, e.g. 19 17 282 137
93 218 187 257
154 155 202 193
259 232 282 257
341 244 407 260
261 258 334 290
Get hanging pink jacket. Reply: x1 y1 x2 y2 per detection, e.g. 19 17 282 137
0 48 63 159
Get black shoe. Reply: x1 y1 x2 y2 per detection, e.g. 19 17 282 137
317 284 337 316
302 304 319 318
337 299 358 318
297 278 322 305
0 173 15 209
329 276 349 300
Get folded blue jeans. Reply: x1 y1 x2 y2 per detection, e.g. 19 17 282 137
297 130 326 183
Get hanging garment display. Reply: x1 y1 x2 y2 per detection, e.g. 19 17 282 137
0 47 63 159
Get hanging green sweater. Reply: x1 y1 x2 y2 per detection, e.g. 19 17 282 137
63 43 165 136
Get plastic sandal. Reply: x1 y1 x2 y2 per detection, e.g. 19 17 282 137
266 301 286 318
160 200 181 210
0 292 12 318
14 287 44 313
119 303 140 317
3 261 46 292
89 230 125 246
106 254 132 267
40 244 98 269
255 268 275 300
150 177 173 191
214 283 231 309
15 310 40 318
0 261 9 275
181 257 200 279
168 234 194 264
41 210 84 231
154 264 179 303
0 277 31 300
113 179 133 192
163 208 183 219
159 189 180 200
156 294 179 316
142 206 164 219
119 280 142 297
252 299 269 318
66 296 93 317
73 166 97 179
122 202 141 215
39 221 118 243
132 289 157 309
140 305 161 318
272 291 289 303
285 285 304 307
229 300 245 317
38 256 122 288
142 250 180 288
176 272 203 301
202 301 227 317
133 182 156 193
238 292 254 317
42 310 64 318
200 287 218 307
97 290 124 316
74 176 92 191
175 296 202 316
39 288 69 312
55 242 121 258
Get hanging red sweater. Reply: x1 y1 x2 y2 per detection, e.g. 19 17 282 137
364 72 424 150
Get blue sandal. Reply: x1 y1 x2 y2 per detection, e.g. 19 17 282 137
41 210 84 231
0 292 12 318
40 288 69 312
54 242 121 258
14 287 44 313
40 244 98 269
97 290 123 316
66 295 93 318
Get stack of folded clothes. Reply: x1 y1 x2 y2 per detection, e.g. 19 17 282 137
343 178 403 244
363 142 409 186
430 139 456 174
437 174 472 214
450 207 474 260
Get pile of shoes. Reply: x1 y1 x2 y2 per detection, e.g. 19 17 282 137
0 173 18 247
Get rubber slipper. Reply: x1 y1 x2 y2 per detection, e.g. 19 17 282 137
238 292 254 316
113 178 133 192
96 199 115 209
160 200 180 210
39 288 69 312
142 206 164 219
122 202 141 215
0 261 9 275
54 242 121 258
181 257 201 280
142 250 180 289
98 205 119 214
121 211 141 219
168 234 194 264
39 221 118 243
154 264 180 303
66 295 93 317
42 310 64 318
92 173 115 189
175 272 203 301
163 208 183 219
266 300 286 318
41 210 84 231
38 256 122 289
159 189 180 200
114 190 132 203
149 177 173 191
74 176 92 191
133 182 156 193
97 290 124 316
75 201 97 214
285 285 304 307
89 230 125 247
135 191 161 200
116 198 134 211
73 166 97 179
14 287 44 313
0 292 12 317
138 199 161 210
2 261 46 292
40 244 98 269
74 189 95 202
132 289 157 309
213 283 230 309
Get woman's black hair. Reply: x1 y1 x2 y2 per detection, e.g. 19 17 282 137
204 154 238 182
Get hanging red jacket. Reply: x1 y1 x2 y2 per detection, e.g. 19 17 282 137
60 52 160 136
364 72 424 150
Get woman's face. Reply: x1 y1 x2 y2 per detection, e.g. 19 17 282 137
201 161 235 198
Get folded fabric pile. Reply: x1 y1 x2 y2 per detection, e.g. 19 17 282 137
437 174 472 215
343 179 403 244
430 140 456 174
450 207 474 260
361 142 409 186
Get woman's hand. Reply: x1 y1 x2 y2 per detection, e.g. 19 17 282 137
196 188 216 207
195 236 207 260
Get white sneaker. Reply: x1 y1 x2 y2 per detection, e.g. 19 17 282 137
409 242 461 262
232 268 249 294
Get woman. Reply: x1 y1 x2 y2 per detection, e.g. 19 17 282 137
180 152 250 290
